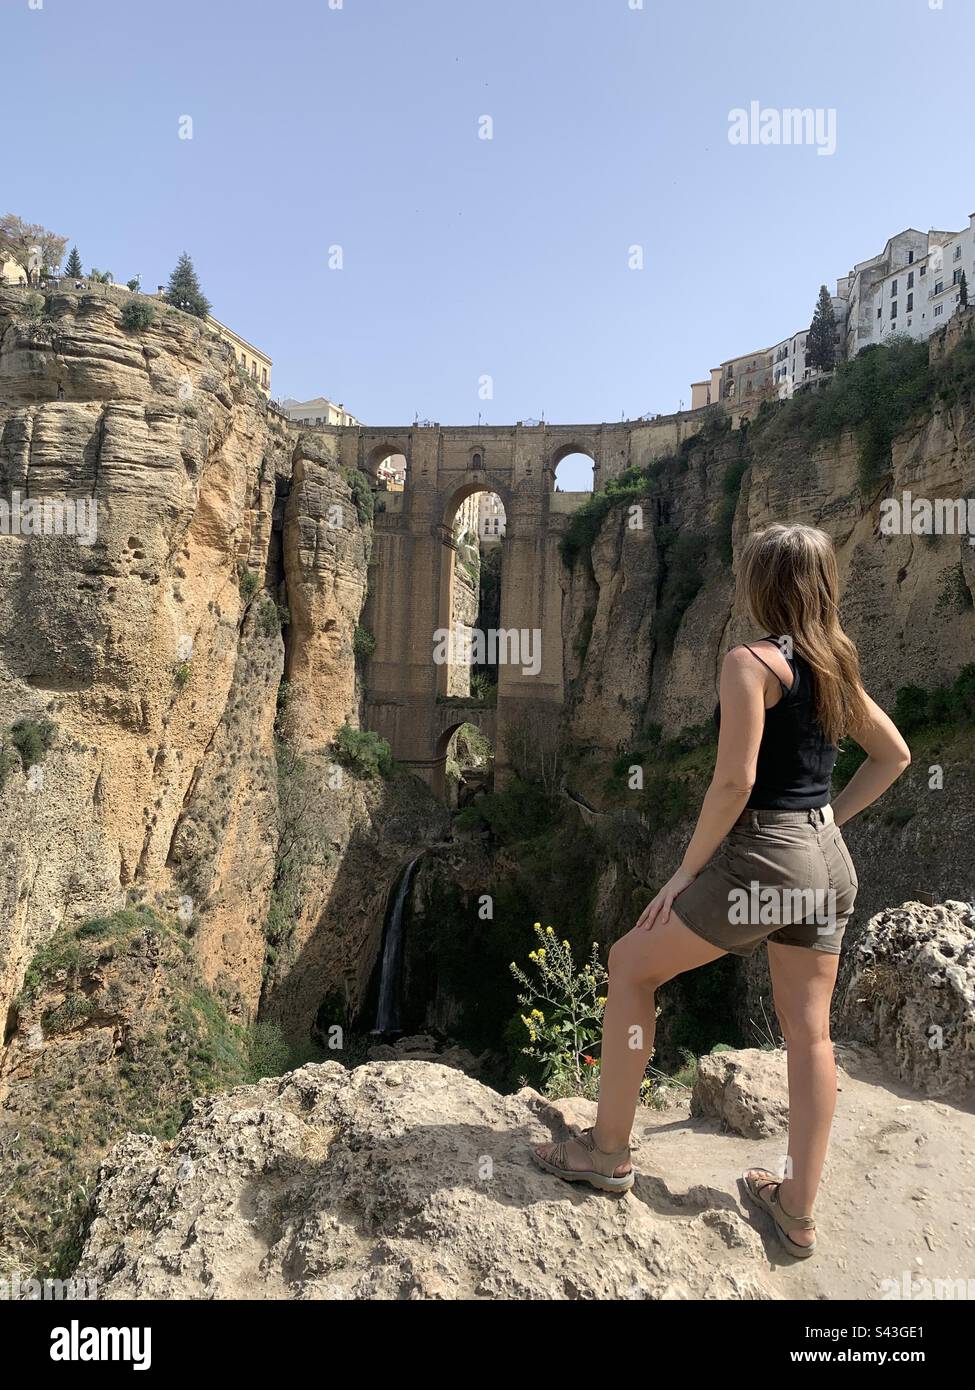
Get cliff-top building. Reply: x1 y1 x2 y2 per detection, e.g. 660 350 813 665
278 396 359 428
205 314 272 397
692 209 975 409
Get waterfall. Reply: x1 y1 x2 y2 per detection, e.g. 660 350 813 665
372 857 421 1034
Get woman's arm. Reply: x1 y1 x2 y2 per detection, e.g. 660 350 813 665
830 691 911 827
636 646 769 930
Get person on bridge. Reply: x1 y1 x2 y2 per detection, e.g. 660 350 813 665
533 523 911 1259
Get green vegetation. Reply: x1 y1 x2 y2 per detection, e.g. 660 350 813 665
120 299 156 331
19 290 45 318
510 925 608 1099
807 284 837 372
8 717 57 770
64 246 82 278
893 664 975 734
603 722 716 832
4 904 319 1278
342 467 375 526
717 448 750 562
174 661 191 688
353 624 376 660
559 463 656 566
332 724 393 779
163 251 211 319
256 592 289 637
445 721 493 794
655 527 707 652
237 564 260 601
455 777 558 842
751 334 929 489
263 742 336 979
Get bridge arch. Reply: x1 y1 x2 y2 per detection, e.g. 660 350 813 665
550 442 597 492
366 439 411 482
354 413 712 798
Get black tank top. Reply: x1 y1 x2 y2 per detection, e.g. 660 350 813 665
713 640 837 810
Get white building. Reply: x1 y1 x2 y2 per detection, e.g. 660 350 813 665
770 295 846 399
848 217 974 351
278 396 359 427
691 208 975 406
478 492 506 544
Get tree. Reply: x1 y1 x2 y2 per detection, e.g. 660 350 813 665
0 213 68 284
961 271 969 310
65 246 83 278
807 284 837 372
164 252 211 319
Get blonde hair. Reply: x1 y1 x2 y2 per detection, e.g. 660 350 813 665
736 524 868 745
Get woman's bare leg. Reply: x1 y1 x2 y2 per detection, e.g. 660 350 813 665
535 912 725 1173
749 942 840 1246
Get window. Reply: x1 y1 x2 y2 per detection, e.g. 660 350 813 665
251 362 257 378
934 304 944 317
954 245 962 259
877 307 882 319
920 264 927 277
261 367 268 386
891 301 897 318
907 292 913 311
471 451 483 469
240 352 246 366
908 271 914 289
891 279 898 295
934 280 944 295
953 269 962 285
908 250 915 263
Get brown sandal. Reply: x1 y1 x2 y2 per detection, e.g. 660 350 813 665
742 1168 817 1258
533 1126 634 1194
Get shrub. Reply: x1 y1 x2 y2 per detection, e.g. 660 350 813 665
343 468 375 526
455 778 557 843
238 566 260 601
353 624 376 660
332 725 392 779
892 666 975 735
174 661 191 688
10 718 57 770
121 299 156 331
257 594 289 637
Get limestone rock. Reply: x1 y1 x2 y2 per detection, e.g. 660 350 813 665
77 1060 778 1301
691 1048 790 1137
834 899 975 1101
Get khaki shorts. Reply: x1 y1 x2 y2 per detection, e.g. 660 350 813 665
674 804 858 957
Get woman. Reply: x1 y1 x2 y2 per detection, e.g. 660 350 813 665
534 524 911 1258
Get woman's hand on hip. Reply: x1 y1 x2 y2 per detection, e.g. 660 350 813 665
636 867 697 932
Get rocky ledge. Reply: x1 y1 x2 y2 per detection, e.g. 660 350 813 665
77 1040 975 1301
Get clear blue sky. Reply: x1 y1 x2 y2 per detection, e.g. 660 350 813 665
7 0 973 439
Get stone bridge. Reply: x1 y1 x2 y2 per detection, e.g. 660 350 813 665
317 413 710 796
